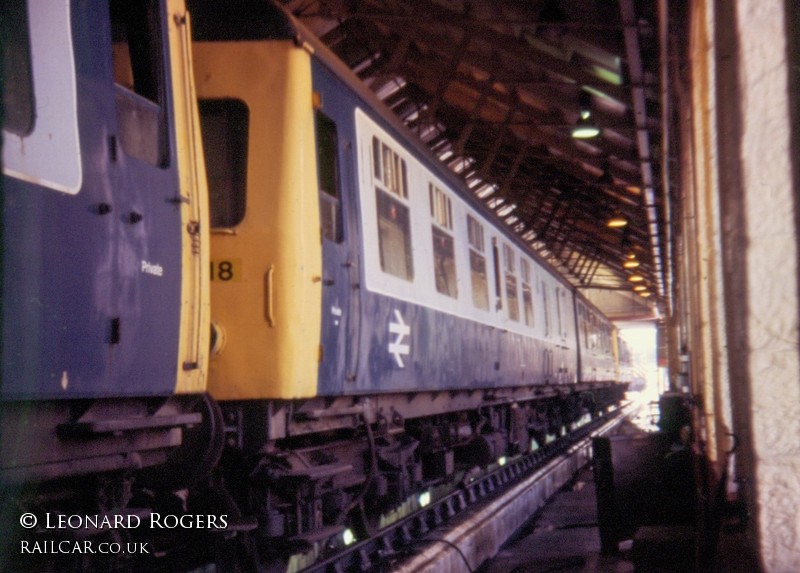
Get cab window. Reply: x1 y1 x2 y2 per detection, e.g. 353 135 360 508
1 0 34 136
198 99 249 228
111 0 168 166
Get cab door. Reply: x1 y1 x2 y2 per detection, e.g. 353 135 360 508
107 0 200 396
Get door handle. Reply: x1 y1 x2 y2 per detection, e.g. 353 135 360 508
265 265 275 327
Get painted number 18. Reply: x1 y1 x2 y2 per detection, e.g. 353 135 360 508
210 259 241 282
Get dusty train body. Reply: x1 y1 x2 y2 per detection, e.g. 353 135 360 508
1 0 212 485
192 0 620 405
2 0 625 570
0 0 216 567
190 1 624 551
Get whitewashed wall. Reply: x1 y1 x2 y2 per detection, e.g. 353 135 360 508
736 2 800 569
684 0 800 569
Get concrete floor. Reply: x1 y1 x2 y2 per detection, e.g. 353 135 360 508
479 466 636 573
479 459 760 573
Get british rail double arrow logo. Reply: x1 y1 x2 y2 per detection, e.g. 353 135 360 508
388 309 411 368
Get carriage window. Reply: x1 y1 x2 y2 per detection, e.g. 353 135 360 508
542 282 551 336
376 190 413 279
555 287 561 337
373 138 412 279
521 259 534 327
492 238 503 311
199 99 249 228
111 0 168 166
1 0 34 136
372 136 408 198
430 185 457 297
372 136 381 180
503 244 519 322
2 0 81 194
467 215 489 310
555 287 565 338
316 111 343 242
580 306 589 347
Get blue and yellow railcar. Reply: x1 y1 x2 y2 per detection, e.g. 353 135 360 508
191 2 595 406
1 1 629 569
1 0 210 485
185 0 626 551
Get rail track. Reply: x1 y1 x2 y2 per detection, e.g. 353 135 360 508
7 402 635 573
290 401 636 573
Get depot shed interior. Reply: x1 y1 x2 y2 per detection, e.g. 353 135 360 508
280 0 800 569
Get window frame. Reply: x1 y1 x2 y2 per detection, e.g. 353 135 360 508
2 0 82 194
198 98 249 229
315 110 343 243
430 184 457 298
521 258 534 327
110 0 169 167
2 0 34 136
503 243 520 322
467 214 490 310
373 136 414 281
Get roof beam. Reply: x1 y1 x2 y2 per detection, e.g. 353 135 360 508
619 0 664 295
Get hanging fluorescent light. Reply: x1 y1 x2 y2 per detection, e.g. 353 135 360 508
607 215 627 228
342 528 356 546
571 115 600 139
623 259 640 269
628 274 645 282
571 91 600 139
633 284 647 292
418 491 431 508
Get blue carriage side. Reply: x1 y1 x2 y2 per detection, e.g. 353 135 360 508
0 1 627 569
3 0 184 399
1 0 210 488
309 42 587 400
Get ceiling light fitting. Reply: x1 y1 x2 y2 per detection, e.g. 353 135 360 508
607 215 627 228
571 117 600 139
572 91 600 139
